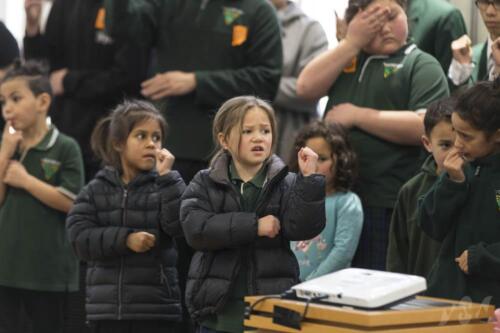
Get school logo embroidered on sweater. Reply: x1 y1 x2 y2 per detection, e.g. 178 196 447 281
223 7 243 25
496 190 500 211
383 63 403 78
41 158 61 181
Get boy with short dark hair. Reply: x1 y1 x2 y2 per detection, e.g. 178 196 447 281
0 60 84 332
387 97 456 277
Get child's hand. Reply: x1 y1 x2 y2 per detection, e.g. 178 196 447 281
451 35 473 65
0 122 22 160
3 161 31 189
298 147 319 177
335 10 347 42
345 5 389 51
126 231 156 253
156 148 175 176
443 147 466 183
494 308 500 332
258 215 280 238
455 250 469 274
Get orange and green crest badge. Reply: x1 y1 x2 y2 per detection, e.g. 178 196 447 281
41 158 61 181
383 63 403 78
496 190 500 211
223 7 243 25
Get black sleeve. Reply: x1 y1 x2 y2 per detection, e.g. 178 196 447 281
180 172 258 251
66 186 134 261
280 173 326 241
157 170 186 238
0 21 20 68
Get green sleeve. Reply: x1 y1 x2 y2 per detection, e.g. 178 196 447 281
386 188 410 273
57 138 85 200
418 173 469 241
408 52 450 110
432 8 467 75
105 0 163 47
468 242 500 280
194 1 282 106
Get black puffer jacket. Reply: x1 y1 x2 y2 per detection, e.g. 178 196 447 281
66 167 185 321
180 153 325 321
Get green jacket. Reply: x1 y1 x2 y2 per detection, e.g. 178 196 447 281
472 42 489 83
407 0 467 83
106 0 283 161
386 156 441 277
419 153 500 307
325 44 449 208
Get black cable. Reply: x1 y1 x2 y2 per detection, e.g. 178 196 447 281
301 294 329 321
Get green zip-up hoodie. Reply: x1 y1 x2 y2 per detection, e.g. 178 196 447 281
386 155 442 277
419 153 500 307
105 0 283 161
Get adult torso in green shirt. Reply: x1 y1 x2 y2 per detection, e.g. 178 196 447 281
325 44 449 208
203 160 267 333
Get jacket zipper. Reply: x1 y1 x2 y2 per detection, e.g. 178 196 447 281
118 188 128 320
196 0 210 25
249 168 288 295
160 263 173 296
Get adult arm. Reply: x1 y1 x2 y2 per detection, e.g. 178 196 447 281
468 242 500 280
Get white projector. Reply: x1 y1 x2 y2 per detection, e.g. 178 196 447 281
292 268 427 309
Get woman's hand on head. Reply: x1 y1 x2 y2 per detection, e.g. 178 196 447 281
345 5 389 51
0 122 22 160
298 147 319 177
156 148 175 176
126 231 156 253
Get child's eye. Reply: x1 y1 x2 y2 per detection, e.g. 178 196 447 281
152 134 161 142
12 96 21 103
136 133 145 139
262 129 271 134
242 129 252 134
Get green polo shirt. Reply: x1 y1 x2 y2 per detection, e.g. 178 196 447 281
0 126 84 291
325 44 449 208
203 161 267 333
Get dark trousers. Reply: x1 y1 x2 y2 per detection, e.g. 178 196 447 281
352 206 394 271
89 320 179 333
198 327 226 333
173 158 208 333
0 285 67 333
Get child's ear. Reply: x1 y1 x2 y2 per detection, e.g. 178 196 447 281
421 134 432 153
217 132 228 150
36 92 51 114
112 140 123 152
493 129 500 145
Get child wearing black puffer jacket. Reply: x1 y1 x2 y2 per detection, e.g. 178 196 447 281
180 96 326 333
66 100 185 333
